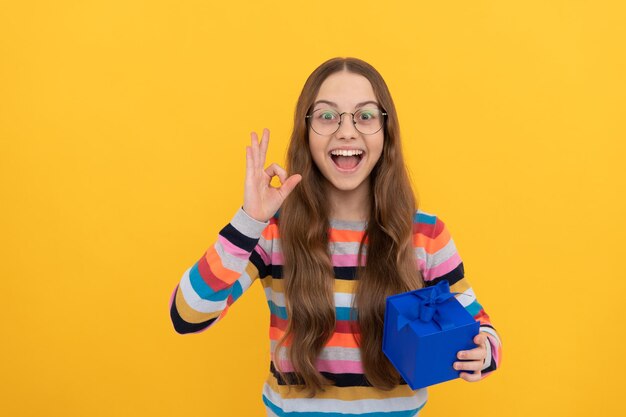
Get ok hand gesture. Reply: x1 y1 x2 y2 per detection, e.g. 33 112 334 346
243 129 302 223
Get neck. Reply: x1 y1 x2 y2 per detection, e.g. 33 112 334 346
326 180 371 222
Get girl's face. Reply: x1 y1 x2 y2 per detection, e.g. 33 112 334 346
308 71 384 195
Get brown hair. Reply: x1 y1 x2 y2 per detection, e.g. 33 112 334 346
275 57 424 395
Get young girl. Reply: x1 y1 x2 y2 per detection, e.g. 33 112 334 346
169 57 502 416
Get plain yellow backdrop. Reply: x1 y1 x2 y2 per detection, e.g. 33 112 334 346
1 1 625 416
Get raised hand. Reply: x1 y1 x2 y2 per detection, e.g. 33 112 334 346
243 128 302 223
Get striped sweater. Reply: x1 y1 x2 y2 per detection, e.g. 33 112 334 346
170 208 502 416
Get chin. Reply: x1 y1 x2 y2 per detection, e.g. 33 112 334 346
325 176 369 192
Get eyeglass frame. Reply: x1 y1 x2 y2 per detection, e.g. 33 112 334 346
305 107 388 136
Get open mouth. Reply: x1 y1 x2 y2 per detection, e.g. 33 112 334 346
329 150 365 171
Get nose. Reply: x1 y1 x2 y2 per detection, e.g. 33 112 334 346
336 112 359 139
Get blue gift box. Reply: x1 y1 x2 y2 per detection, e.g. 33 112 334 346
382 280 480 389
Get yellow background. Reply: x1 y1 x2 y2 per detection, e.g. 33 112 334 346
1 1 624 416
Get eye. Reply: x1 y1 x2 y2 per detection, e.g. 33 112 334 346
314 109 338 124
356 109 379 121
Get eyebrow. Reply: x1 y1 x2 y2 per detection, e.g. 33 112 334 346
313 100 380 109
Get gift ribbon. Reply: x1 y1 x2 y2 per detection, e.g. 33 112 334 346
397 281 468 332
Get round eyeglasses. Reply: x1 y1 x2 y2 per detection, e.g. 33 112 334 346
305 108 387 136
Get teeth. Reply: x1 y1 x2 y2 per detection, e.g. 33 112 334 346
330 149 364 157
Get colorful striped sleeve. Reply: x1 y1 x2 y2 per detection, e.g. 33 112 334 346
414 211 502 377
169 208 271 334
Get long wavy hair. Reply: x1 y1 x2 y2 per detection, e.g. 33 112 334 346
275 57 424 395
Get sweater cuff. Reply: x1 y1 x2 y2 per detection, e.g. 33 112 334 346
230 207 270 240
481 335 493 371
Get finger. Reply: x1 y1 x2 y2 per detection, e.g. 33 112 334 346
245 146 253 181
250 131 260 172
457 345 487 361
454 360 484 373
459 371 482 382
474 333 488 346
277 174 302 199
259 128 270 170
265 163 288 183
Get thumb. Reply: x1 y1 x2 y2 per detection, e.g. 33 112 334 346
277 174 302 199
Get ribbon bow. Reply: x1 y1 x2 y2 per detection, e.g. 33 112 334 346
397 281 460 332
